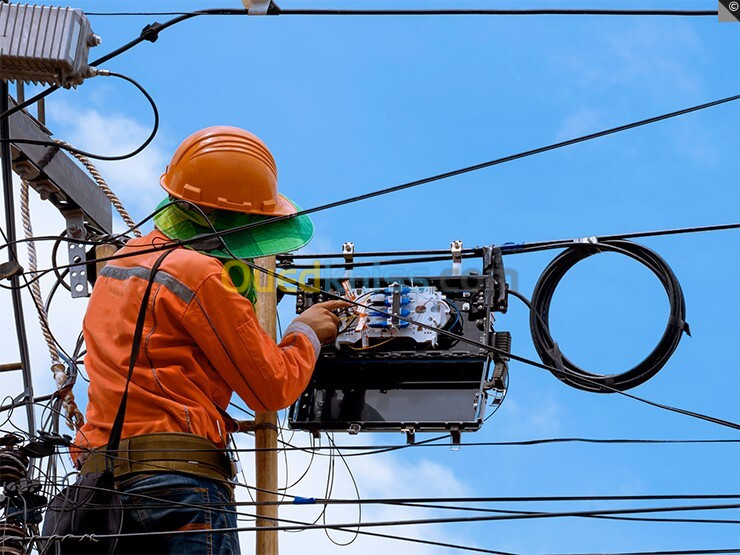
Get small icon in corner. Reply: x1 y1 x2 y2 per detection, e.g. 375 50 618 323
719 0 740 21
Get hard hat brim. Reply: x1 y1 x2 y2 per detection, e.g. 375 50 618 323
153 196 314 259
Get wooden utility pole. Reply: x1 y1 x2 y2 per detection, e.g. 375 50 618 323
94 244 117 278
254 255 279 555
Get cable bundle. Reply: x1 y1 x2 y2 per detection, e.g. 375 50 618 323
529 239 689 393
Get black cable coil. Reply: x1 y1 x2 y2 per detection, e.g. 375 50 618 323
529 239 689 393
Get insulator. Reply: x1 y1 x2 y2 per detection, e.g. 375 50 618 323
0 449 28 486
0 521 26 555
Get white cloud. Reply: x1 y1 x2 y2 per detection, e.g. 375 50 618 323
555 107 604 142
499 394 562 437
233 431 479 554
560 20 703 94
46 99 171 221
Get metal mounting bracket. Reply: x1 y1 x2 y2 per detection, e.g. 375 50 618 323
342 241 354 278
449 426 461 446
403 428 416 445
62 209 89 298
451 240 463 276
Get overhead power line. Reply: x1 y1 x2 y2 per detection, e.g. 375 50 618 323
93 437 740 455
85 8 719 17
38 502 740 540
4 97 737 278
170 95 739 249
277 222 740 264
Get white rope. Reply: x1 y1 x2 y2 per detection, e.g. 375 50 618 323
20 180 59 364
20 180 84 430
53 139 142 237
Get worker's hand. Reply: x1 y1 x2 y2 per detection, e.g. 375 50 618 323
293 300 352 344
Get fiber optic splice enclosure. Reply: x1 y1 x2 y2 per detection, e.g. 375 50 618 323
289 250 510 437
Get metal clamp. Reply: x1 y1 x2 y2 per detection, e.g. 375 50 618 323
342 241 354 278
451 240 463 276
62 209 89 298
244 0 278 15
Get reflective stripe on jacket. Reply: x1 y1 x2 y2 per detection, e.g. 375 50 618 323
74 230 319 456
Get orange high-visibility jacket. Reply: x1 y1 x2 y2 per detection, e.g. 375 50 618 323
74 230 319 455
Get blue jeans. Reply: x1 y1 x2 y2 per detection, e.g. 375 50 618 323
114 473 240 554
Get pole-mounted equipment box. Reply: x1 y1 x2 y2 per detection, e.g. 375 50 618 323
0 3 99 88
289 247 510 443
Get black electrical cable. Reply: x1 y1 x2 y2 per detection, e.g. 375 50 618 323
555 549 739 555
0 9 216 123
221 253 740 431
86 8 718 17
0 85 58 123
282 252 477 270
280 8 718 17
38 479 516 555
528 240 688 393
0 72 158 161
280 247 481 260
275 223 739 264
7 95 731 269
16 221 736 431
156 95 740 250
29 206 736 432
36 502 740 539
57 437 740 455
50 232 72 292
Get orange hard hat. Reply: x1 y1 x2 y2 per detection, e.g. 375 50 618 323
160 126 295 216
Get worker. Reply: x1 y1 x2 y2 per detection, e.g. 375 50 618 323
69 126 346 553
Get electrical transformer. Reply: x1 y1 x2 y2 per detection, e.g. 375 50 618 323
289 247 510 443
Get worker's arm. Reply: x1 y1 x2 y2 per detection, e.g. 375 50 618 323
181 272 344 411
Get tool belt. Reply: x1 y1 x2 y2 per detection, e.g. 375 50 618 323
79 432 235 483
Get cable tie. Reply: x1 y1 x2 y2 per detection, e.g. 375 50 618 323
547 342 566 375
292 496 316 505
574 236 599 244
667 316 692 337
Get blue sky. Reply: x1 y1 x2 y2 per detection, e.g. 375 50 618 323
2 1 739 553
